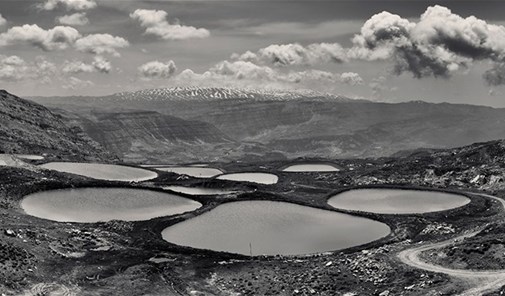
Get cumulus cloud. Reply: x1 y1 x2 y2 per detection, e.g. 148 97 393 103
138 60 177 79
0 55 56 82
62 60 94 73
0 24 80 51
62 76 94 89
91 56 111 73
38 0 97 11
0 24 128 56
349 5 505 81
62 56 111 74
130 9 210 40
232 42 347 66
0 14 6 27
176 60 363 90
74 33 129 56
483 63 505 86
57 12 89 26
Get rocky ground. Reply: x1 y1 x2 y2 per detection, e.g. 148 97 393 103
1 140 505 295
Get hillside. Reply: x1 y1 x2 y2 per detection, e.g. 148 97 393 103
56 109 277 163
29 87 505 161
0 90 114 161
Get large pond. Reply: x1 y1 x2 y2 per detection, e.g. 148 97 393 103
40 162 158 182
21 188 202 223
162 201 390 256
282 163 340 172
156 167 223 178
327 188 471 214
164 186 239 196
216 173 278 185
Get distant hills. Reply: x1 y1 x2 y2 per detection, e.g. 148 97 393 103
28 87 505 163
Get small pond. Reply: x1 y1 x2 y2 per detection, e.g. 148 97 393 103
327 188 471 214
156 167 223 178
164 186 239 196
40 162 157 182
216 173 278 185
282 163 339 172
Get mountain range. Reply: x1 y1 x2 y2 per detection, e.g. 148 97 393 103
28 87 505 163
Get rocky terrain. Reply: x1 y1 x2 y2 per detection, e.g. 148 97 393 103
0 90 114 162
2 89 505 295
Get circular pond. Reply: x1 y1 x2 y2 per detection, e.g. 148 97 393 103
282 163 339 172
21 188 202 223
156 167 223 178
328 188 471 214
216 173 278 185
162 201 390 256
40 162 157 182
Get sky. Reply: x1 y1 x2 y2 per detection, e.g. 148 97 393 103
1 0 505 107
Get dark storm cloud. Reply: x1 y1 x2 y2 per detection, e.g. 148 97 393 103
349 5 505 81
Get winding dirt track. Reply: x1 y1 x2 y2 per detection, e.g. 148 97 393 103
397 193 505 295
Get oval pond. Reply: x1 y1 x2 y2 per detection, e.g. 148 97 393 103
283 164 339 172
21 188 202 223
40 162 158 182
216 173 278 185
328 188 471 214
162 201 390 256
156 167 223 178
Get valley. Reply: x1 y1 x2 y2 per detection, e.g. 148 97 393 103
2 89 505 295
30 87 505 163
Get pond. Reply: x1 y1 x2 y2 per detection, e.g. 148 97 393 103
327 188 471 214
40 162 158 182
15 154 45 160
282 163 339 172
155 167 223 178
21 188 202 223
164 186 239 196
162 201 390 256
216 173 278 185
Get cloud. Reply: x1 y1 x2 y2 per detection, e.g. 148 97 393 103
91 56 111 73
57 12 89 26
0 24 80 51
62 60 94 73
130 9 210 40
62 56 111 74
0 14 6 27
74 33 129 56
38 0 97 11
62 76 94 89
0 24 128 56
175 60 363 91
138 60 177 79
0 55 56 82
349 5 505 80
483 63 505 86
232 42 347 66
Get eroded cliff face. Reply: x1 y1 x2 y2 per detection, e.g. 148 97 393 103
0 90 114 161
61 110 268 163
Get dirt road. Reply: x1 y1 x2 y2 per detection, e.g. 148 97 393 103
397 193 505 295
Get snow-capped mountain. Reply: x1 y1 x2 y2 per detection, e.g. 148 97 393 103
108 87 352 102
